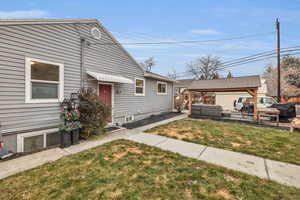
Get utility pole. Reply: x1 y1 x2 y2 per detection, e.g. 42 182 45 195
276 18 281 103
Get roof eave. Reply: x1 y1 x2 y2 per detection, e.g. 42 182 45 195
0 18 99 26
143 72 175 82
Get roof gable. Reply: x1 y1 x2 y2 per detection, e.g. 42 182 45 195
0 18 146 73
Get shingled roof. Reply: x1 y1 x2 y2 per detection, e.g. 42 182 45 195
174 79 194 88
144 71 175 82
188 75 261 91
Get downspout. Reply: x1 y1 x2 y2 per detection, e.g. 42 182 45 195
80 38 86 89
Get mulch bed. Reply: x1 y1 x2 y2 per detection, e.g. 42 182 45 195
122 112 183 129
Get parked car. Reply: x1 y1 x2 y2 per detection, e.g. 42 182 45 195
234 96 277 111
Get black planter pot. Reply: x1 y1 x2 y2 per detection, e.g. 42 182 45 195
71 128 80 145
60 130 72 148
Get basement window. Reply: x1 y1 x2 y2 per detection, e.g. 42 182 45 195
125 115 134 123
25 57 64 103
17 128 59 153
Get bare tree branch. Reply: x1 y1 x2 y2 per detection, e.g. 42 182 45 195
140 57 156 72
186 55 223 80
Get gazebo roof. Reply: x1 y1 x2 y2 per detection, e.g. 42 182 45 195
188 75 261 91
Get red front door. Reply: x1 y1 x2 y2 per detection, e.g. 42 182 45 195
99 84 112 122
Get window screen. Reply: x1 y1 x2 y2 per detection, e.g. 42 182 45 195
24 135 44 153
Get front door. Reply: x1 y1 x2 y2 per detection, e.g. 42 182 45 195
99 84 112 122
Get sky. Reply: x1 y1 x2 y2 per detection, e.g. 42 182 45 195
1 0 300 78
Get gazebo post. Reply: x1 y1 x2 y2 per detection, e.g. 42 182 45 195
247 89 258 121
253 89 258 121
188 90 192 114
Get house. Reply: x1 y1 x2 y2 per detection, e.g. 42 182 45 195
215 78 267 110
0 19 174 153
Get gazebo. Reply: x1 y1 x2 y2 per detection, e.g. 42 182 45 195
187 75 261 120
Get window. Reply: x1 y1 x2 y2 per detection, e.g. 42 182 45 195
125 115 134 123
135 78 145 96
25 58 64 103
17 128 59 152
157 81 167 95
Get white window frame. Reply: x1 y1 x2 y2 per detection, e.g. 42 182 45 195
25 57 64 103
157 81 168 95
134 78 145 96
17 128 59 152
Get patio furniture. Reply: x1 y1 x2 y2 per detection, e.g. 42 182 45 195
296 105 300 117
290 105 300 132
290 118 300 133
257 108 280 126
191 104 223 118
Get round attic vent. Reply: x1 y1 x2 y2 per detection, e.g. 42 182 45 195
90 27 101 40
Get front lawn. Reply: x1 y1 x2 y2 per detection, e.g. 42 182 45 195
146 119 300 165
1 140 299 200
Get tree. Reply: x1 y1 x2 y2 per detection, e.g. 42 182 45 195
263 56 300 97
227 71 233 78
282 56 300 87
167 69 178 80
140 57 156 72
186 55 223 80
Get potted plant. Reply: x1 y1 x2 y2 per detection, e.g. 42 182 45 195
60 109 81 147
60 124 72 148
71 121 81 145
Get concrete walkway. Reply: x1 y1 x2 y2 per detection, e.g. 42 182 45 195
1 113 300 189
125 132 300 188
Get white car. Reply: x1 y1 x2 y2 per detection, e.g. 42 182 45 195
234 96 277 111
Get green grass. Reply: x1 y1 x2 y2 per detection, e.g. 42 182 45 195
1 140 299 200
146 119 300 165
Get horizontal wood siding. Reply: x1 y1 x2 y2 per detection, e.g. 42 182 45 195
0 23 81 136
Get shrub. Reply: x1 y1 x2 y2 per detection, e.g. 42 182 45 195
78 88 111 138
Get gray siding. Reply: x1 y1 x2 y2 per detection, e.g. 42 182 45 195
0 21 173 152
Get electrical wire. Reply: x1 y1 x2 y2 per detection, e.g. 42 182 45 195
170 50 300 78
89 31 274 46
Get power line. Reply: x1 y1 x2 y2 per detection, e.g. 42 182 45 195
171 50 300 78
221 48 300 67
221 46 300 65
89 31 274 46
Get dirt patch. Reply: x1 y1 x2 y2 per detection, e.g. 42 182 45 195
231 142 241 147
143 160 152 165
127 147 143 154
225 175 241 183
245 140 252 145
152 127 205 140
185 189 193 198
106 147 144 161
217 189 233 200
113 152 128 160
168 130 195 139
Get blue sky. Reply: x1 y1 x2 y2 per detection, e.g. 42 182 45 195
1 0 300 78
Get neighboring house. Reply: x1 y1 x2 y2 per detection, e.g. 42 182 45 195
215 78 267 110
0 19 174 153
